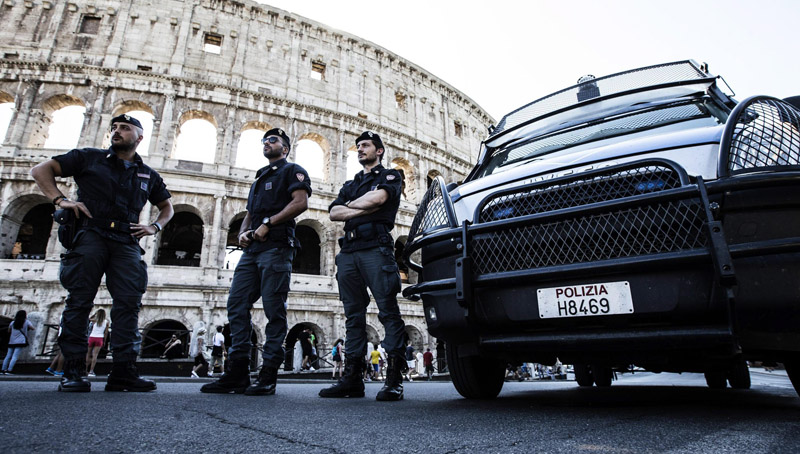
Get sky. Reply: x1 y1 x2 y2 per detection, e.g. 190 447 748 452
18 0 798 151
255 0 800 122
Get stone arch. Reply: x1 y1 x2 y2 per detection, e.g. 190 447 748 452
0 91 13 145
141 319 190 359
405 324 425 354
220 321 261 370
0 315 11 360
391 157 416 202
156 208 204 267
345 145 360 179
286 321 326 371
295 132 331 181
235 120 271 170
294 219 323 275
172 110 218 163
36 94 86 150
365 324 380 346
427 169 442 188
0 193 53 259
224 212 247 270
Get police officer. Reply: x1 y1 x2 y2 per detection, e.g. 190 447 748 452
319 131 407 401
201 128 311 395
30 114 174 392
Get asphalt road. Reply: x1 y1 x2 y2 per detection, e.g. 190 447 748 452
1 370 798 453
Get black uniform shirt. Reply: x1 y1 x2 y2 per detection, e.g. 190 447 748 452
53 148 171 244
329 164 402 251
245 158 312 253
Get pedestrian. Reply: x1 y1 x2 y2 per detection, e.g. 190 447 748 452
201 127 311 395
190 328 208 378
46 316 65 377
331 338 344 379
369 342 383 380
2 310 35 374
404 341 418 381
299 327 314 371
207 325 225 377
85 308 109 376
161 333 182 359
30 113 174 393
319 131 408 401
423 348 434 380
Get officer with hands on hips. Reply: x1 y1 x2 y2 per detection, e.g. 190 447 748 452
30 114 174 393
201 127 311 395
319 130 408 401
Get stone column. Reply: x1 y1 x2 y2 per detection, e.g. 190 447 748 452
140 202 157 265
152 94 176 166
78 85 107 148
4 81 41 153
333 313 343 342
44 222 61 261
102 2 133 69
215 107 236 174
205 195 225 269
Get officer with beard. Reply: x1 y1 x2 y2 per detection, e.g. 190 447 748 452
319 131 407 401
201 128 311 395
31 114 174 393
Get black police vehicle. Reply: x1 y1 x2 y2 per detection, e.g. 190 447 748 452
402 60 800 399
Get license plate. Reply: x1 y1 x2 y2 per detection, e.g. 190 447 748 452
537 281 634 319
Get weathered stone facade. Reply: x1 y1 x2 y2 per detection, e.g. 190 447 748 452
0 0 492 366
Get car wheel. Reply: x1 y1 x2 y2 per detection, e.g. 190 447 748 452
574 364 593 387
785 357 800 398
727 360 751 389
592 365 613 387
446 342 505 399
704 370 727 389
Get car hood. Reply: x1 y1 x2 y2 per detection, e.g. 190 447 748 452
454 123 725 204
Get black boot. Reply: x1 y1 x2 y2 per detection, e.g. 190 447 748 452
319 357 365 398
201 358 250 394
105 361 157 392
58 358 91 392
376 355 405 401
245 365 278 396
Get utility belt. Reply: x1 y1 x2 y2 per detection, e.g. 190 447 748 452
80 217 134 234
54 210 134 249
339 223 392 248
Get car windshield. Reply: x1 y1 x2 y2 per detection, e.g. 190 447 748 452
471 98 727 179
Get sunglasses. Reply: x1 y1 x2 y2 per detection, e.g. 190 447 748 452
261 136 282 145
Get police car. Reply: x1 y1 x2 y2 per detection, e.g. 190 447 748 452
402 60 800 399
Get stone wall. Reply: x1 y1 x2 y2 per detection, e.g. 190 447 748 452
0 0 493 366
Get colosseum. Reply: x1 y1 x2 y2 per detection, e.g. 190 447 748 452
0 0 493 372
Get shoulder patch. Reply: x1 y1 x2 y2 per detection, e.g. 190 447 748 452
296 173 305 182
386 174 396 181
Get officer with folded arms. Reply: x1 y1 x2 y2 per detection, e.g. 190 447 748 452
31 114 173 392
319 131 408 401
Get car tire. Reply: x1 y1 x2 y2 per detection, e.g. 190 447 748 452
785 357 800 398
446 342 505 399
592 365 613 387
704 370 727 389
574 364 593 387
727 360 751 389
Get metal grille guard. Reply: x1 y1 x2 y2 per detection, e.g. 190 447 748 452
402 159 800 303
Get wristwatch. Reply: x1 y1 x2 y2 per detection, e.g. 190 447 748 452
262 216 271 227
